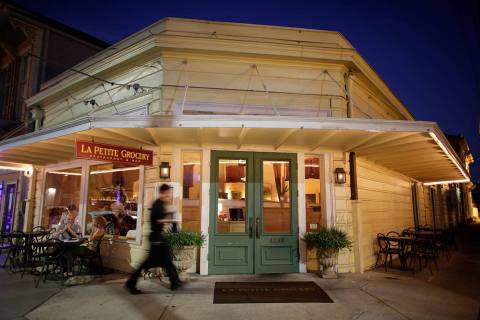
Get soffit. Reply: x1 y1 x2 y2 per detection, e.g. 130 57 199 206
0 116 468 184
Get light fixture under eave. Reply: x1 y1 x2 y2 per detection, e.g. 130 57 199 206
334 167 347 184
160 162 171 179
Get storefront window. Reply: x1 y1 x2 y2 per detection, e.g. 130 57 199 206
42 167 82 229
182 152 201 231
87 164 140 240
305 157 323 231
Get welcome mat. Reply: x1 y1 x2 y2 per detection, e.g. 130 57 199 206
213 281 333 304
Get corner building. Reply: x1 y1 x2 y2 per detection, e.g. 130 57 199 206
0 18 472 275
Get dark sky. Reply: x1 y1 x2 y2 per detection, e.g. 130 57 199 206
11 0 480 180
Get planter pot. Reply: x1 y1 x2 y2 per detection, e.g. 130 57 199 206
317 249 339 279
172 245 196 281
142 246 196 281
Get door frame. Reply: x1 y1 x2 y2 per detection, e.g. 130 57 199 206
1 180 18 233
208 150 299 274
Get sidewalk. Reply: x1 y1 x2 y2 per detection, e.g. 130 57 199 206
1 225 480 320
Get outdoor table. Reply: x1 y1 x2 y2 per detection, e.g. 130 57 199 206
402 230 443 240
61 238 86 246
384 236 417 270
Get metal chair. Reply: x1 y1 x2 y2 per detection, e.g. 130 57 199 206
33 238 66 288
2 231 26 272
406 238 439 275
79 238 104 276
375 233 392 271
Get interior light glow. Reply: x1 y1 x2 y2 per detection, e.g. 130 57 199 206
49 171 82 176
0 165 33 172
90 167 140 175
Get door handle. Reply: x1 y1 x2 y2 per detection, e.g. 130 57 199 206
249 218 254 238
255 218 260 238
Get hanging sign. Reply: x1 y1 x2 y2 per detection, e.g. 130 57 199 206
75 140 153 166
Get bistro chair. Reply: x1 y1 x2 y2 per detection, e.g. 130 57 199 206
78 238 104 276
0 232 12 257
34 238 66 288
375 233 396 271
32 226 45 232
2 231 26 272
406 238 439 275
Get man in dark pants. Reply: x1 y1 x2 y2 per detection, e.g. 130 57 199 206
125 184 182 294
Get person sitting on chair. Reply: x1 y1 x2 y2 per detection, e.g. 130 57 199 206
64 216 107 274
55 213 81 240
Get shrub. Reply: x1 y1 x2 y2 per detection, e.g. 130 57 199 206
303 227 352 251
164 231 206 250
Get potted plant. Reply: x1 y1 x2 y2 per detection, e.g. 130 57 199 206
303 227 352 278
164 230 205 280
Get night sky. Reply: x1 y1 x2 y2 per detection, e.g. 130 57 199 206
10 0 480 180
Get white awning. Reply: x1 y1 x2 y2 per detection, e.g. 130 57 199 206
0 115 470 185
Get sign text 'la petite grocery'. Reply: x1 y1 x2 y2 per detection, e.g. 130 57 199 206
75 140 153 166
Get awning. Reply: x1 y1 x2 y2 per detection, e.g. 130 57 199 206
0 115 470 185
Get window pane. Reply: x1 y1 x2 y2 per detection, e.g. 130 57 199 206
87 164 140 240
217 159 246 233
305 157 322 231
182 152 201 232
263 160 290 233
42 167 82 229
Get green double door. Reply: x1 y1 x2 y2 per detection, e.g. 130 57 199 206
209 151 299 274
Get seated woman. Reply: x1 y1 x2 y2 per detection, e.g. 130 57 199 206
64 216 107 274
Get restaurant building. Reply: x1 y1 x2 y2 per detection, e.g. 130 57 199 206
0 18 473 274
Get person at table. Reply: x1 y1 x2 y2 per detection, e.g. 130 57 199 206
63 216 107 274
55 213 81 240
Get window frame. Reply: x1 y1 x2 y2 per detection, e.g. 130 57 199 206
40 159 144 245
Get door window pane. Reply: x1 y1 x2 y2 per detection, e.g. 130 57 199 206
42 167 82 229
305 157 322 231
263 160 290 233
217 159 246 233
87 164 140 240
182 152 201 232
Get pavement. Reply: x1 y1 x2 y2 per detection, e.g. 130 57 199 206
1 224 480 320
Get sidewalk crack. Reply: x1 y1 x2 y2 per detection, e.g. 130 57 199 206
359 287 412 320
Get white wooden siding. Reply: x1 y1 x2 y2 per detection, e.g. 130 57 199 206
356 158 413 269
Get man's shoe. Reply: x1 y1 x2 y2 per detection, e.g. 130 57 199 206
124 283 142 295
170 281 183 291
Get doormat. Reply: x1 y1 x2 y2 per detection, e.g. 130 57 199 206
213 281 333 304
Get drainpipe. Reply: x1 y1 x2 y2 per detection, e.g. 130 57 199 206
30 106 44 131
344 71 353 118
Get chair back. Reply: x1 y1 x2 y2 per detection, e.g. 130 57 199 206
32 226 45 232
376 233 389 251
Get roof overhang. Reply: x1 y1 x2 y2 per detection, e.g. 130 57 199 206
0 115 469 185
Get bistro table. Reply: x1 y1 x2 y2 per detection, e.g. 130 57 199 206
384 236 414 270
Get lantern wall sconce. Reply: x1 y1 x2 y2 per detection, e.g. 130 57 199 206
334 167 346 184
159 162 171 179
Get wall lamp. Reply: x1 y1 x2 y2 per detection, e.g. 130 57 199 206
160 162 171 179
334 167 347 184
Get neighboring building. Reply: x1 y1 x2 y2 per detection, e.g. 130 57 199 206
0 1 107 232
0 18 473 274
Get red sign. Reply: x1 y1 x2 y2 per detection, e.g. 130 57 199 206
75 140 153 166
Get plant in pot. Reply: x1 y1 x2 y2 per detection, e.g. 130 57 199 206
303 227 352 278
164 230 205 281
